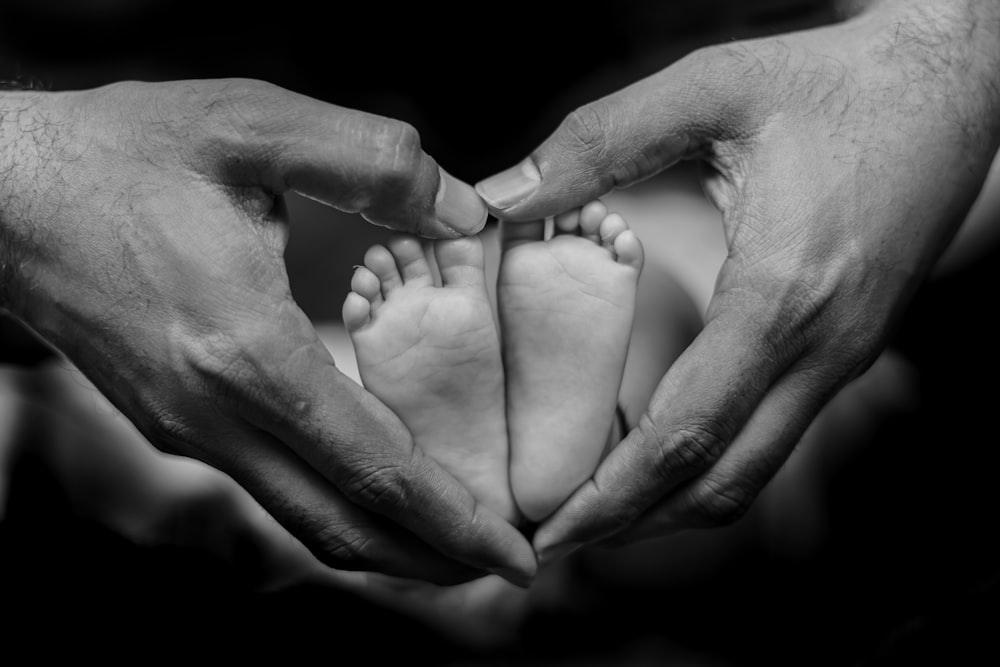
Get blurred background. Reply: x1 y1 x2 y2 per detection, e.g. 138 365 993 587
2 1 999 665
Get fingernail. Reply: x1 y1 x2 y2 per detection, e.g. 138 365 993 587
437 168 487 235
475 159 540 210
537 542 582 567
488 566 534 589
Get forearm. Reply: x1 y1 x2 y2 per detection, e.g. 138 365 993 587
0 86 76 319
845 0 1000 193
854 0 1000 98
0 86 44 312
1 92 24 310
838 0 1000 26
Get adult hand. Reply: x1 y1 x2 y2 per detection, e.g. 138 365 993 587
474 1 1000 562
0 78 535 585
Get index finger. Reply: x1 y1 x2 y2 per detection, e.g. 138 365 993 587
188 79 488 239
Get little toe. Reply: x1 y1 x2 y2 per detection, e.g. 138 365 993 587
364 244 402 298
612 228 644 272
598 212 630 249
599 213 642 268
388 234 434 287
579 200 608 242
342 291 372 334
434 235 486 288
350 266 382 304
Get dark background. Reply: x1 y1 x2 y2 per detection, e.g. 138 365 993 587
2 1 999 665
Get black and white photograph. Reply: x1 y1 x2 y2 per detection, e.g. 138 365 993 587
2 1 999 664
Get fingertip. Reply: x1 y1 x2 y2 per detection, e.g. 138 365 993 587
475 159 541 212
436 168 488 236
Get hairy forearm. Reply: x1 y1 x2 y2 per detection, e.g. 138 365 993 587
857 0 1000 81
856 0 1000 154
0 88 40 311
838 0 1000 25
0 90 29 309
0 85 62 313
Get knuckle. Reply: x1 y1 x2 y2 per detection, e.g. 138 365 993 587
371 119 424 192
687 473 755 528
715 261 879 375
561 103 613 157
559 100 656 188
180 304 307 404
174 301 331 432
341 460 412 515
641 415 728 483
142 406 199 456
310 523 379 571
672 425 727 469
182 327 261 405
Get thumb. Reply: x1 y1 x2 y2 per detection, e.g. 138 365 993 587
475 51 736 221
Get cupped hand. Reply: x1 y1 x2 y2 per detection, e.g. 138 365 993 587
474 2 1000 561
0 78 534 585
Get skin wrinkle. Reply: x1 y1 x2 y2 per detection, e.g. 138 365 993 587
713 41 950 375
508 249 630 312
659 424 728 484
3 79 541 583
216 101 292 198
561 102 615 165
523 3 1000 559
320 524 378 569
343 456 416 518
371 119 422 214
699 306 807 422
688 469 753 528
362 317 497 372
610 108 669 190
186 297 310 417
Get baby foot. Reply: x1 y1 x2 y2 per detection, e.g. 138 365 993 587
498 201 644 522
342 233 517 523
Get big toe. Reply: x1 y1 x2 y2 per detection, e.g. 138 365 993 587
434 234 487 288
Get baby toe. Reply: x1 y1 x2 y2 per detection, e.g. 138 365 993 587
388 234 434 287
